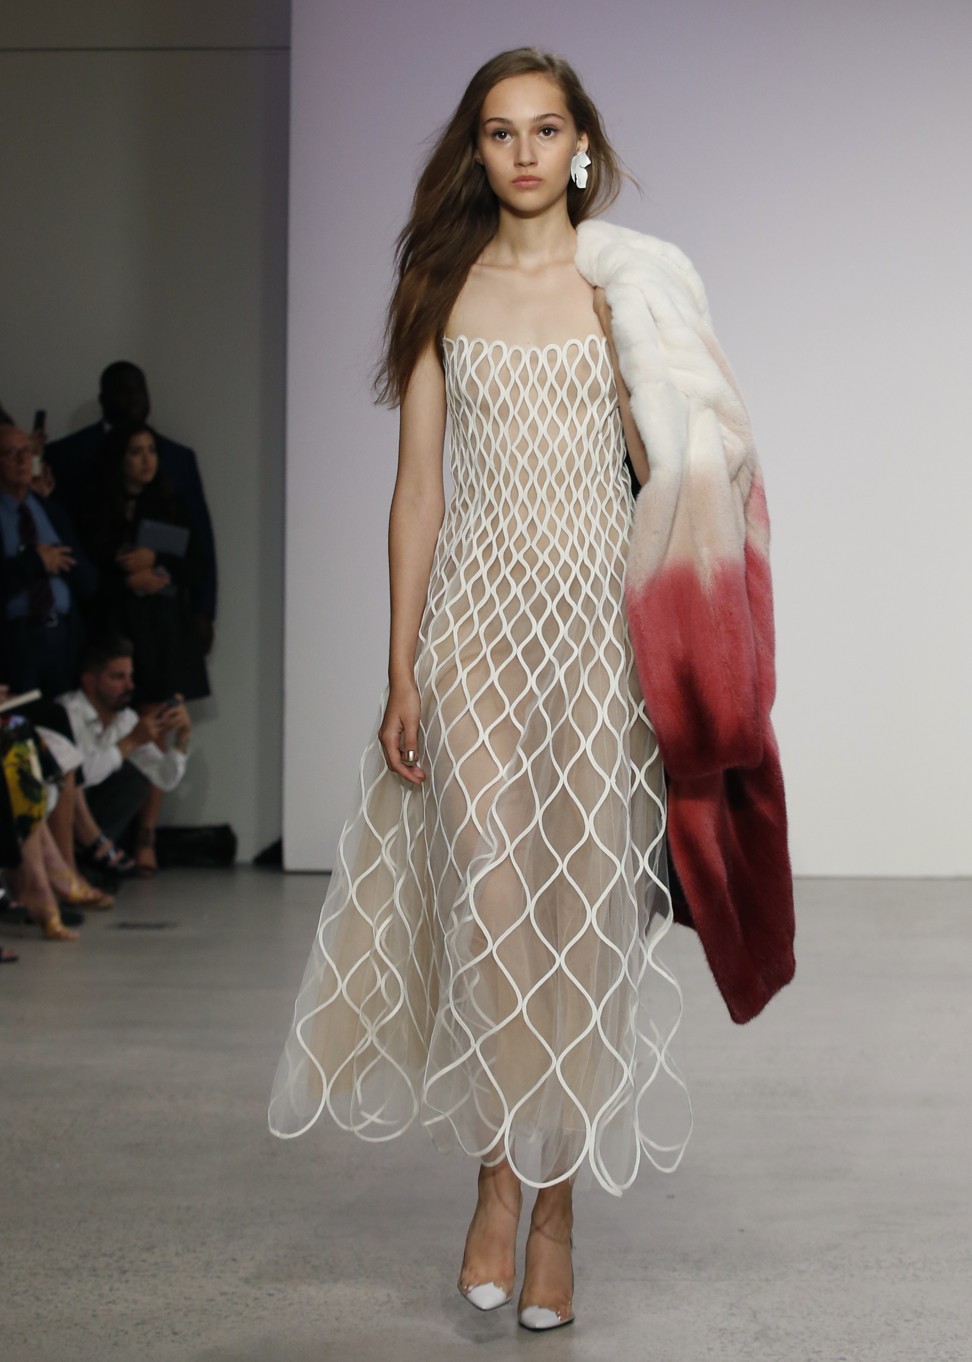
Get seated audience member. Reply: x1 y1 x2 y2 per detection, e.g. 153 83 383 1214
0 424 97 695
0 684 114 907
59 639 192 877
77 423 210 707
44 362 217 652
0 708 116 943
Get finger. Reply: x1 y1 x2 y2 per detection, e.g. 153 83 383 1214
380 728 424 784
398 728 425 781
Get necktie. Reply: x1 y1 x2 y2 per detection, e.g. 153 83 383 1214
17 502 56 619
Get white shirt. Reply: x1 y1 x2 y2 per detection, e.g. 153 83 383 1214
57 689 188 793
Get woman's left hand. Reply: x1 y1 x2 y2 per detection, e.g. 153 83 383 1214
117 546 156 572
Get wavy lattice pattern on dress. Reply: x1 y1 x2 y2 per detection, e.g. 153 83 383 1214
268 335 693 1194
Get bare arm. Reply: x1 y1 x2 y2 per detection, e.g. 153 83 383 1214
380 341 447 784
594 287 651 487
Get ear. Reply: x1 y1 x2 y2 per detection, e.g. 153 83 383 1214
576 131 590 155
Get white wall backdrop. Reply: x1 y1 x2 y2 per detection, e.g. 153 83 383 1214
0 0 289 860
285 0 972 875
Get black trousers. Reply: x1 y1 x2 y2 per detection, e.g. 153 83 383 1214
83 762 151 843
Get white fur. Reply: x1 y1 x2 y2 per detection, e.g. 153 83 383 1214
574 220 762 589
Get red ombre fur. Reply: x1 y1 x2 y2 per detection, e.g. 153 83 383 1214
577 221 795 1024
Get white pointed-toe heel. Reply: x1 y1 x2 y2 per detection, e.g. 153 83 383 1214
518 1303 574 1331
517 1228 574 1330
458 1280 513 1310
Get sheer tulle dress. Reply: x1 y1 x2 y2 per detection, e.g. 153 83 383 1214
268 334 692 1195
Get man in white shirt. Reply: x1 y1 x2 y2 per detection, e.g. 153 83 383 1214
59 638 191 855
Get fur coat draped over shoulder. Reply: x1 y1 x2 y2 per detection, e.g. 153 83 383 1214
575 218 795 1024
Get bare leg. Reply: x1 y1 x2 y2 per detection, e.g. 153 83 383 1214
518 1175 574 1324
39 820 76 879
135 784 162 875
47 769 77 868
73 788 102 847
39 822 113 907
5 824 78 941
458 1157 523 1302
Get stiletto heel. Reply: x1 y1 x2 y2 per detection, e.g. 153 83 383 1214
517 1229 574 1331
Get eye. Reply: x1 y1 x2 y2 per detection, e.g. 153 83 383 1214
538 126 559 138
490 129 510 141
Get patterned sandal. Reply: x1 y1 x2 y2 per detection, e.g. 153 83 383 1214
78 833 137 876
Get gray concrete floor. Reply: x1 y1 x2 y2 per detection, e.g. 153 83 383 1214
2 869 970 1362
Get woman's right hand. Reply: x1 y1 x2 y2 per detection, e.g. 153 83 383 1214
379 680 426 785
117 546 156 572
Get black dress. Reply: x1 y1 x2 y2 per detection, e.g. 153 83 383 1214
79 486 210 705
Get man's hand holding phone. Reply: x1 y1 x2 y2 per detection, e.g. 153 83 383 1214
158 695 191 751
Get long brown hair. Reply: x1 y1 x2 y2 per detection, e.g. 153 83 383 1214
374 48 624 406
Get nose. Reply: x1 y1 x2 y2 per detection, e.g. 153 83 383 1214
513 134 537 167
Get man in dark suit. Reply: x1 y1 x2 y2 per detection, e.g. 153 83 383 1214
45 362 218 652
0 424 98 695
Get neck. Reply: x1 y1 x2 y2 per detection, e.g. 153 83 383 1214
485 200 577 271
86 693 114 727
1 484 30 503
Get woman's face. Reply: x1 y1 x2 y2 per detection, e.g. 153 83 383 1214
475 73 587 216
123 432 158 489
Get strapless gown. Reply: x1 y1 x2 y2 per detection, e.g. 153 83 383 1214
268 334 692 1194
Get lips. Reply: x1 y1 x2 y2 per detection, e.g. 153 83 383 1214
513 176 541 187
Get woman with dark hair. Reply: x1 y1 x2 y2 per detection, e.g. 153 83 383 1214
77 424 208 874
78 423 209 706
269 47 793 1331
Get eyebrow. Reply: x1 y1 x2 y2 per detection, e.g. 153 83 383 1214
482 112 567 126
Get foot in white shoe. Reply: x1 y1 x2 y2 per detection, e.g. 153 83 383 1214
517 1216 574 1330
459 1280 513 1311
458 1163 522 1311
518 1303 574 1330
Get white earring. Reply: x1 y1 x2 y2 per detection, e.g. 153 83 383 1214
570 149 591 189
